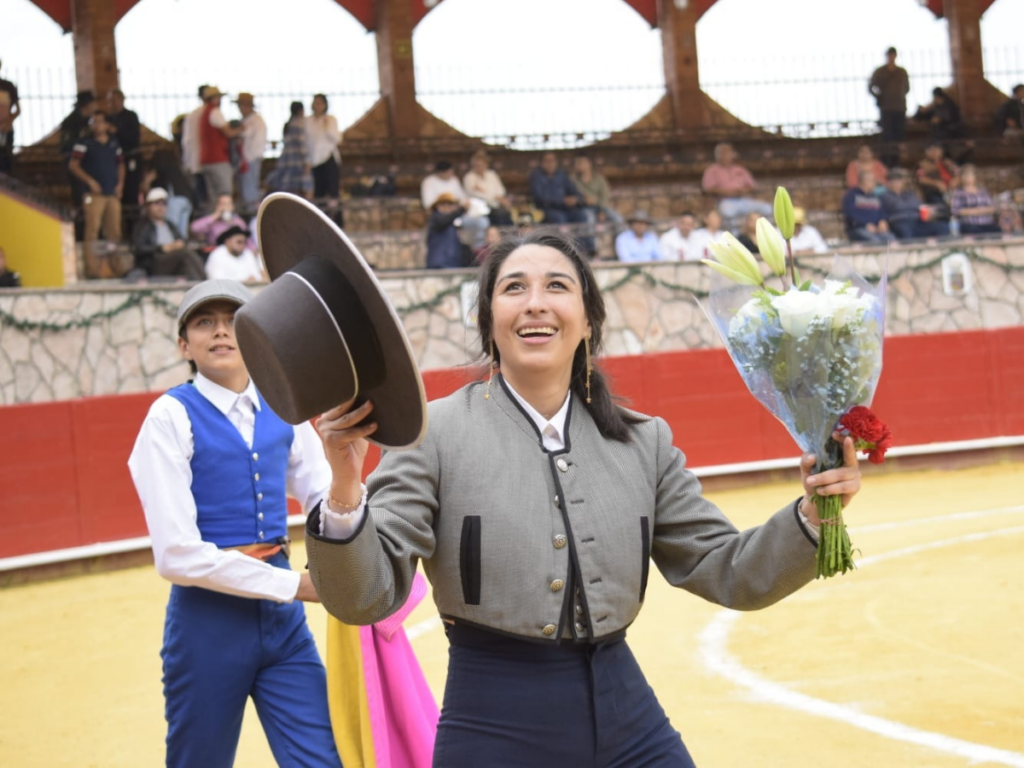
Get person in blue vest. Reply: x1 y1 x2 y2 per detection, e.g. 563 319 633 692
128 279 341 768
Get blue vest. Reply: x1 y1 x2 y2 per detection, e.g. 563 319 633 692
167 383 294 548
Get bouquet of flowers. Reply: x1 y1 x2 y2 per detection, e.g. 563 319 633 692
702 189 892 578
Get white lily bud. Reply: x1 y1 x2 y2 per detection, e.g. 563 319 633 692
701 258 763 286
756 217 787 276
774 187 795 240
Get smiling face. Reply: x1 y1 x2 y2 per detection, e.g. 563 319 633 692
488 244 591 391
177 300 247 387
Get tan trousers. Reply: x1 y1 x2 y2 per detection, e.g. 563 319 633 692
83 194 123 278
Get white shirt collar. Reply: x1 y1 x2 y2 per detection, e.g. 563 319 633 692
502 378 571 447
193 372 261 416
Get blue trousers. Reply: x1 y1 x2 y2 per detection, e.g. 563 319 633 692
434 625 696 767
161 553 341 768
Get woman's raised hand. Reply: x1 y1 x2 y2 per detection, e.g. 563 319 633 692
315 400 377 497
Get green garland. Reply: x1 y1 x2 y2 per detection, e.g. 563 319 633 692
0 246 1011 334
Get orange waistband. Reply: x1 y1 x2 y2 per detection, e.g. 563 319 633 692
224 543 283 561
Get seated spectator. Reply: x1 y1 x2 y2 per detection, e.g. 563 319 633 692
994 84 1023 139
787 207 829 255
473 224 503 265
881 168 949 240
131 188 205 280
349 165 397 198
659 211 699 261
950 165 1001 236
0 246 21 288
463 151 513 226
426 192 469 269
688 209 727 261
190 194 247 248
422 160 487 246
842 170 895 244
735 212 762 255
528 152 588 227
916 143 958 211
141 146 196 238
701 143 772 220
615 211 661 263
914 87 965 142
571 155 623 225
205 225 266 282
69 110 125 279
845 144 889 190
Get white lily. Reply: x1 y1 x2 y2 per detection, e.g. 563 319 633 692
755 217 787 277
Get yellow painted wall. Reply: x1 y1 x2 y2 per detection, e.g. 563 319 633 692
0 190 65 287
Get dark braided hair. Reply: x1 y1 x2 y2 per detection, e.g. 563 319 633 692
476 228 645 442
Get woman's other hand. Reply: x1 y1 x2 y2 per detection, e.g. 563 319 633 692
798 434 861 526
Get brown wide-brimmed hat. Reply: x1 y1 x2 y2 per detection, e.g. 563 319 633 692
234 193 427 450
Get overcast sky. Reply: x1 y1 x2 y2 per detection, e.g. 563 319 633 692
4 0 1023 147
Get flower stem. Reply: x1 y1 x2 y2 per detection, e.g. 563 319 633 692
785 239 795 291
814 493 855 579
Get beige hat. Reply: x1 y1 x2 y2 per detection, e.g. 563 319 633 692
204 86 225 100
792 207 807 225
234 92 255 105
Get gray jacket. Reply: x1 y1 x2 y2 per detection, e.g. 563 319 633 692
306 376 818 643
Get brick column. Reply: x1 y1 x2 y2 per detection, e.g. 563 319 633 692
375 0 420 137
70 0 120 99
656 0 709 129
944 0 988 128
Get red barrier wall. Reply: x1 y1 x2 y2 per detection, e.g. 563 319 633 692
2 327 1022 560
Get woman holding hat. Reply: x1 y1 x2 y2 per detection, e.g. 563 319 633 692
304 229 863 766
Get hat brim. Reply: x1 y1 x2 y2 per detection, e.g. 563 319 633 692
251 193 427 451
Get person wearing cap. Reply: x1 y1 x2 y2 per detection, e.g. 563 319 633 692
205 225 266 283
614 210 662 262
234 92 267 216
198 86 242 211
131 187 205 280
786 206 829 255
128 280 342 768
422 160 487 249
426 192 469 269
869 47 910 167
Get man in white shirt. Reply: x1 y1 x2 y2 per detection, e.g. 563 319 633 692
658 211 699 261
180 84 209 205
787 206 829 255
687 209 729 262
128 280 341 768
204 225 266 283
234 92 266 216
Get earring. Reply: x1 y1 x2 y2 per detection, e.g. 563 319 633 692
584 335 593 404
485 340 495 400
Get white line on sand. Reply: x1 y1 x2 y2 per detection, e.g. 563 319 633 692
698 526 1024 767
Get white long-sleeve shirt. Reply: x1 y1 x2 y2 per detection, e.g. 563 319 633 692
240 111 268 164
128 373 331 602
305 114 340 167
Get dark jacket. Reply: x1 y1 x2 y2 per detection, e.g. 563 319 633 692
426 207 468 269
132 217 185 273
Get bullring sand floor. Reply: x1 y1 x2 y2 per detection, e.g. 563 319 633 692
1 461 1022 767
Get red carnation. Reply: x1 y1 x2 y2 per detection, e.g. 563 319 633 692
839 406 893 464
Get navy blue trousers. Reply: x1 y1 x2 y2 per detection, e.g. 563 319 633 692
434 625 696 767
160 553 340 768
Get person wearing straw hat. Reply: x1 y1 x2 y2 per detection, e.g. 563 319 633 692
237 204 863 766
198 87 241 211
234 92 267 216
128 279 343 768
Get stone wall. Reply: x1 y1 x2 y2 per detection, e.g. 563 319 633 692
1 239 1022 406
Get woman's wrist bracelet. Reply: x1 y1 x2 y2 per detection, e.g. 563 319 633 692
329 489 362 510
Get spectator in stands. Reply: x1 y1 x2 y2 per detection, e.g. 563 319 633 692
234 93 267 217
191 194 248 248
463 151 513 226
688 209 727 261
106 89 141 218
868 47 910 167
528 152 589 228
571 154 623 225
882 168 949 241
701 143 772 221
181 84 210 207
69 111 125 279
0 59 21 174
845 144 888 189
306 94 341 203
473 224 504 265
132 188 205 280
60 91 98 213
659 211 699 261
0 246 21 288
916 143 958 214
266 101 312 200
735 212 762 255
950 165 1001 236
198 87 241 211
350 165 397 198
142 146 196 238
426 192 469 269
615 211 661 262
423 160 487 247
787 207 829 255
914 87 965 143
995 84 1024 140
205 225 266 282
842 170 895 244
